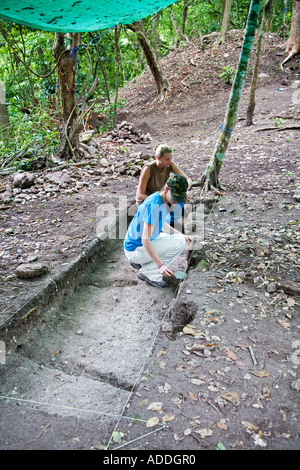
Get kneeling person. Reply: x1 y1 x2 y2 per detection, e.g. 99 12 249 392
124 175 192 288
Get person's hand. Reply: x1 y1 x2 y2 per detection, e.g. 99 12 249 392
159 263 173 277
185 236 193 247
187 192 192 202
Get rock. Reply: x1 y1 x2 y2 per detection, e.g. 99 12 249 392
4 228 15 235
87 145 98 155
99 158 109 167
45 172 72 185
291 80 300 89
43 184 58 193
267 282 277 294
1 184 13 202
79 131 94 143
291 379 300 391
105 120 152 144
258 73 270 80
26 255 39 263
12 172 35 189
293 189 300 202
15 263 49 279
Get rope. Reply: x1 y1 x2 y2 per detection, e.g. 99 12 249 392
219 122 234 135
0 395 149 423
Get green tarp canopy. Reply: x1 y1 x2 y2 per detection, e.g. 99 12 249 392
0 0 176 32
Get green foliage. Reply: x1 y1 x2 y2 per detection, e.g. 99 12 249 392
0 101 59 170
219 66 236 84
0 0 294 164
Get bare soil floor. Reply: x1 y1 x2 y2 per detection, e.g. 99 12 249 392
0 31 299 452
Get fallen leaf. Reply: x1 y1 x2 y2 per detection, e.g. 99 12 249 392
221 391 240 405
162 414 176 423
188 392 198 401
216 420 228 431
278 319 290 329
226 349 237 361
146 417 159 428
147 402 163 412
241 421 259 433
191 378 205 386
252 433 267 447
251 371 270 378
183 325 196 336
139 398 149 407
112 431 125 443
194 428 213 438
156 350 165 357
216 441 226 450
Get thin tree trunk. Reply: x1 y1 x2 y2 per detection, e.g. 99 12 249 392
170 8 189 44
215 0 233 45
182 0 190 36
127 22 171 100
53 32 81 161
0 82 10 134
200 0 262 190
113 26 121 128
247 0 273 126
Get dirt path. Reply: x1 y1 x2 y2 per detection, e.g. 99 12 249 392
0 237 185 450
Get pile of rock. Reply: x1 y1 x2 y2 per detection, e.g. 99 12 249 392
79 130 100 157
117 152 154 176
104 121 152 145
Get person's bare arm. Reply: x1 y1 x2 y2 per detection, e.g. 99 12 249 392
136 166 150 204
171 162 193 189
142 222 173 277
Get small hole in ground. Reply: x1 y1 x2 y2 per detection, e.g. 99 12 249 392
169 300 198 334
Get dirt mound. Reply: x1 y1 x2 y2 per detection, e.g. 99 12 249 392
118 30 296 115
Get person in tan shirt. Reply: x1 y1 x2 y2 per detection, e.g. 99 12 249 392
136 144 192 206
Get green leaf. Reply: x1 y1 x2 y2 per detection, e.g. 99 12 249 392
217 441 226 450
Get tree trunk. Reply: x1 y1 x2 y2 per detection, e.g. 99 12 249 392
182 0 190 36
247 0 273 126
215 0 233 45
281 0 300 68
200 0 262 190
170 8 189 44
113 26 121 128
0 82 10 134
53 32 82 161
127 22 171 100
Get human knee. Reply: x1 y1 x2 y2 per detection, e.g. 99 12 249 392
172 233 186 252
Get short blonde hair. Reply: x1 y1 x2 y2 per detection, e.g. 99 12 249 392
155 144 173 158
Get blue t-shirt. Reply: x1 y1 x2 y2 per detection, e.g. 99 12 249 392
124 192 167 251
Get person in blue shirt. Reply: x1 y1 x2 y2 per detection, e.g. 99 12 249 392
124 174 193 288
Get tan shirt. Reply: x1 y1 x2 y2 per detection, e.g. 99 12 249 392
145 161 174 196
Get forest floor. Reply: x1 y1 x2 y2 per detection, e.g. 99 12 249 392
0 31 299 452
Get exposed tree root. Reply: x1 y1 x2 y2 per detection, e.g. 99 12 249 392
281 49 299 69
